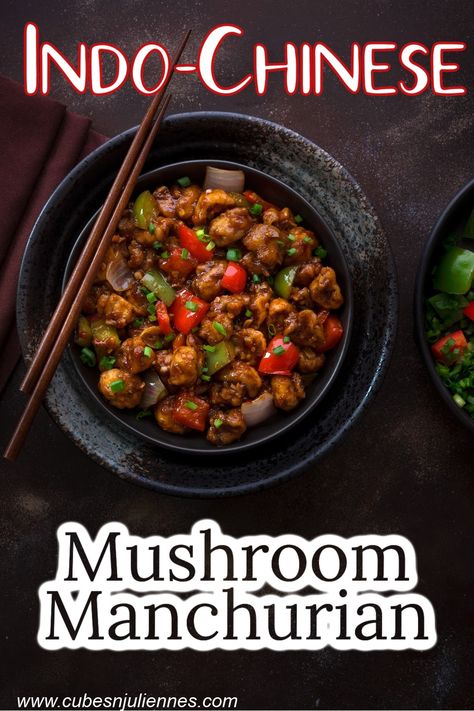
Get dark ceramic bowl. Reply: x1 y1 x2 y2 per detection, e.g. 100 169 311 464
415 177 474 433
64 159 353 455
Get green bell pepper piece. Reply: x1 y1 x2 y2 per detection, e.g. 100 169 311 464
90 319 120 357
274 265 298 299
141 270 176 306
434 246 474 294
205 340 235 376
74 315 93 348
133 190 155 229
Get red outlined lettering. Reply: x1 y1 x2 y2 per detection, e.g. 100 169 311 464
363 42 397 95
90 44 128 95
431 42 467 95
41 41 87 95
314 43 361 95
131 43 171 95
253 42 299 96
398 43 430 96
198 24 252 95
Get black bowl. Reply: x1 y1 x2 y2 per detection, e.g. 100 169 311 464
64 159 353 455
415 177 474 433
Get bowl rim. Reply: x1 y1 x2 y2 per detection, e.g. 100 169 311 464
414 176 474 433
64 157 354 455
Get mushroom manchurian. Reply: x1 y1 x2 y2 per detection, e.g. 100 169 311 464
74 169 345 446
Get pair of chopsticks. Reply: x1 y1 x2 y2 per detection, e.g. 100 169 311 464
3 31 192 461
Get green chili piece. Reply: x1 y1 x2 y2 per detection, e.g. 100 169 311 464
141 269 176 306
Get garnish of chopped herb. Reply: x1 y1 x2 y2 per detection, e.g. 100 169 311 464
148 222 155 234
226 248 242 261
181 248 189 260
146 292 157 303
147 303 157 316
80 347 96 367
250 203 263 216
245 309 253 318
152 241 161 250
288 233 296 242
303 236 312 244
110 379 125 393
283 336 291 343
252 274 261 283
133 318 144 328
136 409 152 420
203 345 216 352
185 400 198 411
294 214 303 224
185 300 198 312
273 345 286 356
164 333 175 342
201 374 211 382
314 246 328 259
143 345 153 358
214 418 223 428
206 240 215 251
213 321 227 336
160 251 170 259
154 340 163 350
287 247 297 256
99 355 116 370
177 176 191 187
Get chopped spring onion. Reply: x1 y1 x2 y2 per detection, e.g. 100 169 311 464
252 274 261 283
80 347 96 367
294 214 303 224
213 322 227 337
287 247 297 256
201 374 211 382
143 346 153 358
226 248 242 261
148 222 155 234
164 333 175 342
133 318 144 328
206 240 215 251
303 236 312 244
250 203 263 216
196 228 208 240
314 246 328 259
152 241 161 250
99 355 116 370
181 248 189 260
273 345 285 355
283 336 291 343
288 234 296 242
245 309 253 318
203 345 216 352
185 400 198 411
136 409 152 420
146 292 157 303
214 418 223 428
177 176 191 187
154 340 163 350
453 393 466 408
110 379 125 393
185 300 198 312
161 251 170 259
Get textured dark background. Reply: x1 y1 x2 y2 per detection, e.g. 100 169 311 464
1 1 473 709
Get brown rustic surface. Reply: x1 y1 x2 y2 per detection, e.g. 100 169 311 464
0 1 473 708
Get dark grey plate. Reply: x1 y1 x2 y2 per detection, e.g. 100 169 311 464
415 177 474 433
17 111 397 496
63 159 353 455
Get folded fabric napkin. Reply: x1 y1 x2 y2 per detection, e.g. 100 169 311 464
0 76 106 395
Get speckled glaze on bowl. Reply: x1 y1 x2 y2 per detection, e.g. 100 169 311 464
415 177 474 434
17 112 397 497
63 159 353 456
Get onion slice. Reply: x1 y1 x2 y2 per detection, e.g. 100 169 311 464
140 371 167 409
242 392 277 427
106 256 134 292
204 166 245 193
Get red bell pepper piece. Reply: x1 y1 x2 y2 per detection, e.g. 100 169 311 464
221 262 247 293
177 223 214 262
173 393 210 431
258 334 300 375
318 315 344 352
463 301 474 321
160 247 197 278
155 302 172 335
170 289 209 335
432 330 468 364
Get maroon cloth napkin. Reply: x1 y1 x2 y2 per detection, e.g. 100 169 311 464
0 76 107 394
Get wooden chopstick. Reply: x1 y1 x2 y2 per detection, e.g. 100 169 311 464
20 29 191 396
4 92 174 461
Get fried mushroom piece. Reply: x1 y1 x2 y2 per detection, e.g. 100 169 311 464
208 207 254 246
168 346 200 387
284 309 326 349
99 369 144 409
115 337 154 374
207 408 247 446
210 362 262 407
191 259 227 301
172 184 202 220
309 267 344 309
242 223 285 271
154 395 188 434
233 328 267 365
97 293 135 329
199 295 247 344
192 189 236 225
297 347 326 373
271 373 305 411
245 282 273 327
153 186 177 218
